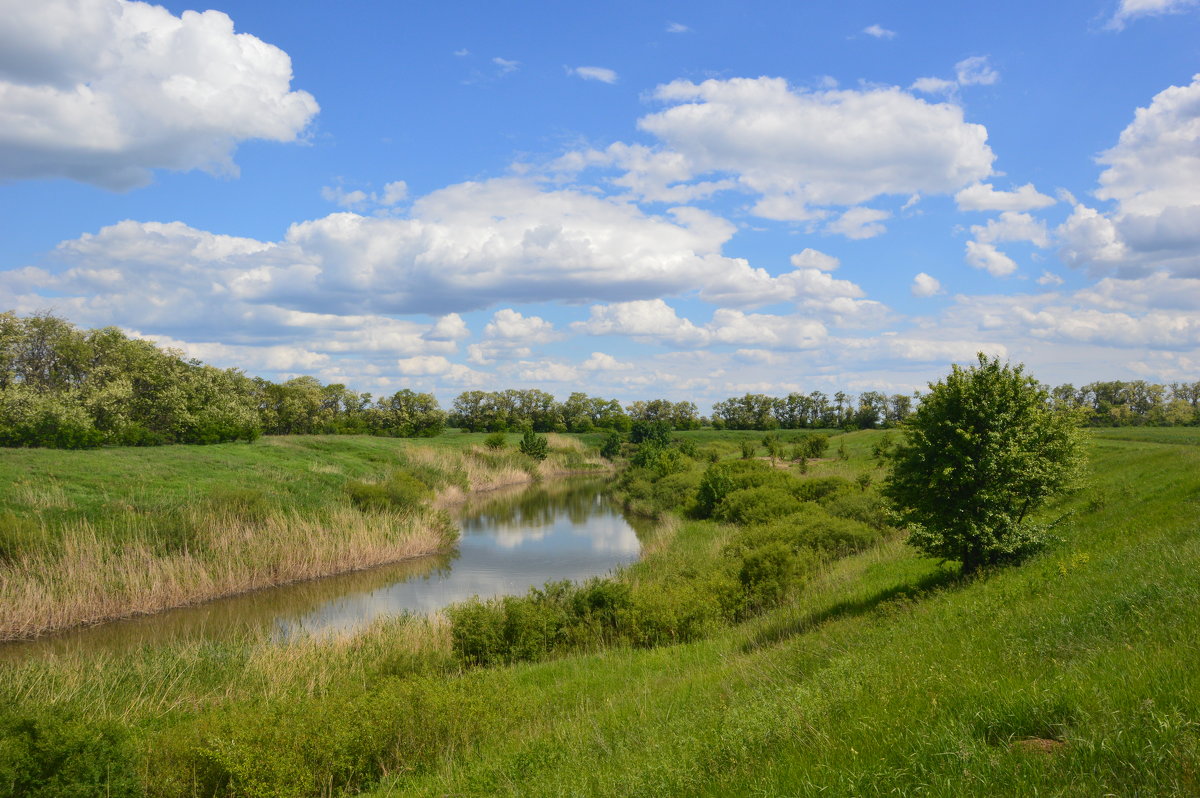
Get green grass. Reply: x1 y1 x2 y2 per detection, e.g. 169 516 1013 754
2 428 1198 796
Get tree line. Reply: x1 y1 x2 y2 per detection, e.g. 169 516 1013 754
0 312 446 448
3 312 1197 448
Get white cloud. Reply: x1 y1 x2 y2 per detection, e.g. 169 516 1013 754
428 313 469 340
965 240 1019 277
912 56 999 98
825 207 890 239
516 360 580 382
790 249 840 271
573 299 709 346
955 56 999 86
1109 0 1199 28
1037 271 1065 286
910 77 958 96
581 352 632 371
955 182 1056 212
0 0 317 189
631 77 994 220
394 355 488 385
970 211 1051 247
573 300 829 350
571 66 618 84
321 180 409 210
483 308 559 343
665 21 690 33
862 24 896 39
468 308 560 364
911 272 943 297
321 186 370 209
1057 74 1200 277
492 57 520 74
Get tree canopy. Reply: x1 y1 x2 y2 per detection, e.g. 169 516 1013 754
883 354 1082 574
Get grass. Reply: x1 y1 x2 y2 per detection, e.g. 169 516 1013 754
0 433 607 640
1 428 1198 796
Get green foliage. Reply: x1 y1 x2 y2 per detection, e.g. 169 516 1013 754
695 463 734 518
599 430 622 460
714 486 802 525
484 431 507 450
740 441 756 459
629 420 672 447
0 708 141 798
884 353 1083 574
518 428 549 461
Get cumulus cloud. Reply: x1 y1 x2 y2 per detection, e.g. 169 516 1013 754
955 182 1056 212
862 24 896 39
965 240 1018 277
970 211 1051 248
825 207 890 239
622 77 993 220
467 308 560 364
665 21 690 33
573 299 709 346
790 249 840 271
573 300 829 350
581 352 632 371
571 66 618 84
911 272 943 297
1056 74 1200 277
0 0 318 189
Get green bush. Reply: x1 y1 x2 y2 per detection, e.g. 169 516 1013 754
599 431 622 459
484 431 507 450
714 486 803 525
0 708 141 798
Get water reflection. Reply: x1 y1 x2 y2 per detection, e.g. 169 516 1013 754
2 477 644 661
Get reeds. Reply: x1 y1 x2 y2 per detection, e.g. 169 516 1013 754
0 505 453 641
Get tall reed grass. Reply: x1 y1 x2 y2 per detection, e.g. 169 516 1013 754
0 505 453 640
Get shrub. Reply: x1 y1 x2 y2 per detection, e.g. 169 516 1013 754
0 708 141 798
695 464 734 518
714 486 803 525
484 431 507 450
518 428 549 461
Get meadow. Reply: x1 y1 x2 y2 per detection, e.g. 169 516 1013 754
1 427 1197 796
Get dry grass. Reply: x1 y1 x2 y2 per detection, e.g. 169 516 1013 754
0 505 453 641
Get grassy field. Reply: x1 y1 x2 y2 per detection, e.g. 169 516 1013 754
0 432 606 640
2 427 1198 796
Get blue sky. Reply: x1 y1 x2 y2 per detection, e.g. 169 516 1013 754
2 0 1199 407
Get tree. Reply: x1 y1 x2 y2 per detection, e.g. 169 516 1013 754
518 427 548 460
883 354 1082 575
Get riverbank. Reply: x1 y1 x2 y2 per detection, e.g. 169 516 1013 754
0 432 608 640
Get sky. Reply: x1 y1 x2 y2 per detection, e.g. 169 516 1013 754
2 0 1200 408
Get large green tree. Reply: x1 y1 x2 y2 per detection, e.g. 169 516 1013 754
883 354 1082 574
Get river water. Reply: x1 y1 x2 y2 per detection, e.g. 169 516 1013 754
1 477 648 660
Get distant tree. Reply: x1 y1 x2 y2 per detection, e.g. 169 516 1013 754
884 354 1082 575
